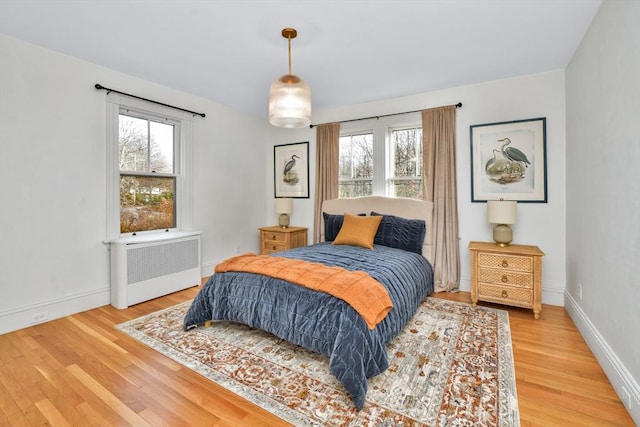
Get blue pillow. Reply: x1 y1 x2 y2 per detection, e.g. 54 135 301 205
370 211 426 255
323 212 366 242
323 212 344 242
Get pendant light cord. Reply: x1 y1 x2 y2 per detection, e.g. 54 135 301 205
287 34 292 75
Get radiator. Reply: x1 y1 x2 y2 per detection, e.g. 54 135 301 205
110 232 201 309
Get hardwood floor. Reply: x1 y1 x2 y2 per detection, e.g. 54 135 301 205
0 287 634 426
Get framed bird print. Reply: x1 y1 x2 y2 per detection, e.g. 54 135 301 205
470 117 547 203
274 141 309 198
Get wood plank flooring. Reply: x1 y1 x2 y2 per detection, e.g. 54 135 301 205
0 287 634 426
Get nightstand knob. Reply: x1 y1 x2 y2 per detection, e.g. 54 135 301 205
501 275 508 283
502 259 508 267
272 236 277 240
272 245 277 250
501 290 508 298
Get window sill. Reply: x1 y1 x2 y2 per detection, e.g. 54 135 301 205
109 230 201 245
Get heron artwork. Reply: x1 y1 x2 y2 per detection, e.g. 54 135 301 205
282 154 300 185
484 138 530 184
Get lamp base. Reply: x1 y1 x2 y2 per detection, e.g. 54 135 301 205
278 213 290 228
493 223 513 247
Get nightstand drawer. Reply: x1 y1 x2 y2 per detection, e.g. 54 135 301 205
262 241 286 254
478 253 532 272
478 268 533 288
262 231 286 243
478 283 533 306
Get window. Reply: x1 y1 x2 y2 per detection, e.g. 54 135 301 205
389 126 423 199
106 95 192 238
339 132 373 198
338 114 423 199
119 113 177 233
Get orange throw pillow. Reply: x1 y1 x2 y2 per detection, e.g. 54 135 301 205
332 213 383 249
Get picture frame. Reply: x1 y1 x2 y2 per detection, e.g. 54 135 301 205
274 141 309 198
470 117 547 203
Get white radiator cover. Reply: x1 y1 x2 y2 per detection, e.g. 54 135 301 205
110 231 201 309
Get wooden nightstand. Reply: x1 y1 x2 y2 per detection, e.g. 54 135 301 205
469 241 544 319
259 226 308 255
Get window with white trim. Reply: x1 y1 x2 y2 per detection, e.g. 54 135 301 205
338 132 373 197
388 125 423 199
118 112 178 233
338 114 423 199
106 95 193 238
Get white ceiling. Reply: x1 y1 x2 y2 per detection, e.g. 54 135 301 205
0 0 602 119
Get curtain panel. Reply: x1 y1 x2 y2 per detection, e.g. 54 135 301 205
422 106 460 292
313 123 340 243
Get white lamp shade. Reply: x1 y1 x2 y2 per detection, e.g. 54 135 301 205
487 200 517 224
269 74 311 128
275 198 293 214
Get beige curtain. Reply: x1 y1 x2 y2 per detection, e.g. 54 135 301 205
313 123 340 243
422 106 460 292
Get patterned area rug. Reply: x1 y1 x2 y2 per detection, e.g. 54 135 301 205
117 298 519 426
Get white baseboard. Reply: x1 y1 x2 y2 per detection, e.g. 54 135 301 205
201 258 225 281
564 291 640 425
542 286 565 306
0 287 111 335
201 263 214 280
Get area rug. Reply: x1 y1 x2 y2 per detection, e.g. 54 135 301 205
117 297 519 426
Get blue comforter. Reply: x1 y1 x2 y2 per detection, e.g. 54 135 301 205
183 243 434 409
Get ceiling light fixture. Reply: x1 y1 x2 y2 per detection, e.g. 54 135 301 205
269 28 311 128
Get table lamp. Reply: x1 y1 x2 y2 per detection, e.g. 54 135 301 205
487 199 517 246
275 198 293 228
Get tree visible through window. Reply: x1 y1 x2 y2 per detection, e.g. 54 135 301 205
338 118 423 200
339 133 373 198
119 113 177 233
389 127 423 199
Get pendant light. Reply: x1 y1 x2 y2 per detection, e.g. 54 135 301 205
269 28 311 128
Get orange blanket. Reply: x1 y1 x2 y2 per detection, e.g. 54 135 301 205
214 253 393 329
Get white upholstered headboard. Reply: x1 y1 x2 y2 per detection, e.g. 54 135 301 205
321 196 434 264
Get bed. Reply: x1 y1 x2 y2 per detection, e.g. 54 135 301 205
183 196 434 409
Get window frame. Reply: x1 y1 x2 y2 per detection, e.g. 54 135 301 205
387 124 424 199
106 93 193 239
338 131 374 198
338 112 422 199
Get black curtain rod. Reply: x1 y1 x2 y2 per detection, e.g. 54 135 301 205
309 102 462 128
94 84 206 118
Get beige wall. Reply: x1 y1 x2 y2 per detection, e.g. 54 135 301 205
565 0 640 422
292 70 568 305
0 34 269 333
